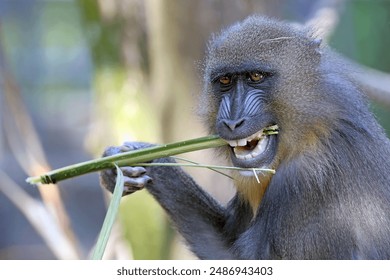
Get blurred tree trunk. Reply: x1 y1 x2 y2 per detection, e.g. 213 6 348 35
145 0 204 143
144 0 205 259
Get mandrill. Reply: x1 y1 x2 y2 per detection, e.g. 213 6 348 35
100 16 390 259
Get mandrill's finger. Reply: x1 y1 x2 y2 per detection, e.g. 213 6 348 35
121 166 146 178
123 175 152 195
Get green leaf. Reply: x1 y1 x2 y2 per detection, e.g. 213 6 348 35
91 165 124 260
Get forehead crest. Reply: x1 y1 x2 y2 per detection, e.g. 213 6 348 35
205 16 321 74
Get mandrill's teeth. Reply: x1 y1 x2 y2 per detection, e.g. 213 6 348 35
234 136 269 160
227 140 238 147
237 139 247 146
224 126 276 161
227 130 264 148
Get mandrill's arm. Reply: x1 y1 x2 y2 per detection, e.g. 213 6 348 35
99 142 237 259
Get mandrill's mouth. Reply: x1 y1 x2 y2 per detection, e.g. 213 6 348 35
224 125 278 169
226 130 270 160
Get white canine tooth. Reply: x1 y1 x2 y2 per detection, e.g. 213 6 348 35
257 137 268 154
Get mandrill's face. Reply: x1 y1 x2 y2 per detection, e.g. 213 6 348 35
209 64 279 174
202 25 326 176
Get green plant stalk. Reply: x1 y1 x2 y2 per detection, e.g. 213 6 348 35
26 126 279 185
26 135 226 185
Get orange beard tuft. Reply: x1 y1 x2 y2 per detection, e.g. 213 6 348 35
234 172 273 216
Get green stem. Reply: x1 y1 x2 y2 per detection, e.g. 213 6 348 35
26 125 279 185
26 135 226 185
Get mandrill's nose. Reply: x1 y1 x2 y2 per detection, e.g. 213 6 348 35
222 118 245 131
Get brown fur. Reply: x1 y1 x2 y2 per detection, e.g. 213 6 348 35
234 173 272 215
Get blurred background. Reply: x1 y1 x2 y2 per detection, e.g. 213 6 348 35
0 0 389 260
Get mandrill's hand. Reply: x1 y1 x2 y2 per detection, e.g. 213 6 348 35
99 142 153 196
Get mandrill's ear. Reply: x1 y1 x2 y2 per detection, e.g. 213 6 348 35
310 38 322 53
304 37 322 63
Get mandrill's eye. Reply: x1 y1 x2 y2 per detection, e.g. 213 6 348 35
219 76 232 85
248 72 265 83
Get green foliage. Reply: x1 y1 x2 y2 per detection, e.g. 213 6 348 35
77 0 122 67
119 192 167 259
330 0 390 136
